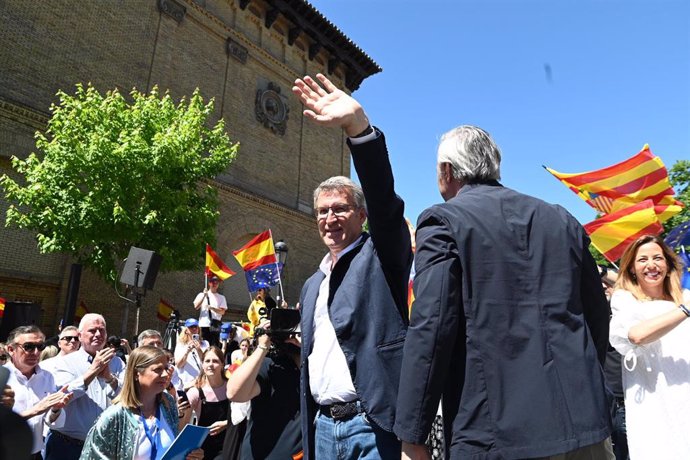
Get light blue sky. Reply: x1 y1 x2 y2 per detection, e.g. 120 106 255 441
309 0 690 226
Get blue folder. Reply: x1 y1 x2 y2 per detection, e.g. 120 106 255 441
161 424 210 460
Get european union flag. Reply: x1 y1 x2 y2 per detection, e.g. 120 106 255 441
664 221 690 250
245 262 283 292
679 250 690 290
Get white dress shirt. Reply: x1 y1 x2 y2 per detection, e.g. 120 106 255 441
308 237 362 405
6 362 65 454
52 347 125 440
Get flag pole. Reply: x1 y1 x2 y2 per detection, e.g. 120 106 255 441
270 229 286 305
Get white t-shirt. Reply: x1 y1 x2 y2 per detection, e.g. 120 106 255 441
174 340 209 386
193 291 228 327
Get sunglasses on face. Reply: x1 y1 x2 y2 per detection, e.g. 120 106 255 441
60 336 79 342
0 354 8 361
16 342 47 353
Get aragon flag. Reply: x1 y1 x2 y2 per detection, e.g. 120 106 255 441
583 200 663 263
545 146 683 222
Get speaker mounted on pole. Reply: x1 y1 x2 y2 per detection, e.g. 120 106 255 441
119 247 162 290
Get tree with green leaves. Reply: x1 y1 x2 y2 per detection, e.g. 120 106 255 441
1 84 238 282
664 159 690 234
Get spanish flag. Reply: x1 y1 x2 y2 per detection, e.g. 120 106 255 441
75 301 89 322
233 230 277 271
545 146 683 222
0 297 5 319
157 298 175 322
584 200 663 263
206 244 236 280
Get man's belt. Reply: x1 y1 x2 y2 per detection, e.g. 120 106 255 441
320 400 364 420
50 430 85 446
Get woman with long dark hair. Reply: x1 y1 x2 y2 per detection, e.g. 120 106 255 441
186 346 228 460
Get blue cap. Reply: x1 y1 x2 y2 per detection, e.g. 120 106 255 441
219 322 233 340
184 318 199 328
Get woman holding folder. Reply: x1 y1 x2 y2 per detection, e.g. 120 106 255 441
80 346 204 459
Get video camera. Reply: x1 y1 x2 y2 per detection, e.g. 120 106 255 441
255 308 300 342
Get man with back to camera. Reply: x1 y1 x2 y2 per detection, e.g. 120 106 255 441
393 125 613 459
46 313 125 460
193 275 228 347
292 73 412 459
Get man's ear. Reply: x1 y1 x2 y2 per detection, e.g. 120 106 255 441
441 162 452 182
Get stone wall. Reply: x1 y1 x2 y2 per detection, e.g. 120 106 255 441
0 0 368 339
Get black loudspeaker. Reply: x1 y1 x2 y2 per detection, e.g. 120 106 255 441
119 247 162 290
0 301 42 342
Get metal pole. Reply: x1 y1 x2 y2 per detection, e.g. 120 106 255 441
63 263 82 326
133 261 142 336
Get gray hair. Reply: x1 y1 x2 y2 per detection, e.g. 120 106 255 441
7 325 44 344
137 329 162 344
59 326 78 338
78 313 106 331
437 125 501 183
313 176 365 209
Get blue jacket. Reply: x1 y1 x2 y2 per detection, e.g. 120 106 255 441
394 182 611 459
299 130 412 459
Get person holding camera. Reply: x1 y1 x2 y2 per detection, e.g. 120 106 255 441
227 315 302 459
175 319 209 388
193 275 228 347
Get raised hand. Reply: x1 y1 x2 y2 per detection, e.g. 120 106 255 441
292 73 369 136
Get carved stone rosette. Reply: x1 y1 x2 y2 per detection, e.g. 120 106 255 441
255 82 289 136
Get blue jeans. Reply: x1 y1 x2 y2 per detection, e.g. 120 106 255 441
610 398 629 460
44 431 84 460
315 408 400 460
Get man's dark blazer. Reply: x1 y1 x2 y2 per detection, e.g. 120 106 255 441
299 130 412 460
394 181 611 459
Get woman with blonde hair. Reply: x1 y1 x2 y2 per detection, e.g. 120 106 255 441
80 346 203 459
186 346 228 460
609 234 690 459
175 319 209 388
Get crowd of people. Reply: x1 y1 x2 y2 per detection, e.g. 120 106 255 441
2 73 689 460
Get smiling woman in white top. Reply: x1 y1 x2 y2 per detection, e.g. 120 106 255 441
609 234 690 460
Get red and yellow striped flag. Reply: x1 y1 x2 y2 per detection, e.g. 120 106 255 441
205 244 235 280
584 200 664 262
157 298 175 322
545 146 683 222
0 297 5 319
232 230 277 271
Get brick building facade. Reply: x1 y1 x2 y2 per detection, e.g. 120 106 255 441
0 0 380 337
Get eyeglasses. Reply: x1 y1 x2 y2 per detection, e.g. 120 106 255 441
0 354 8 361
16 342 47 353
315 204 355 220
60 336 79 342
